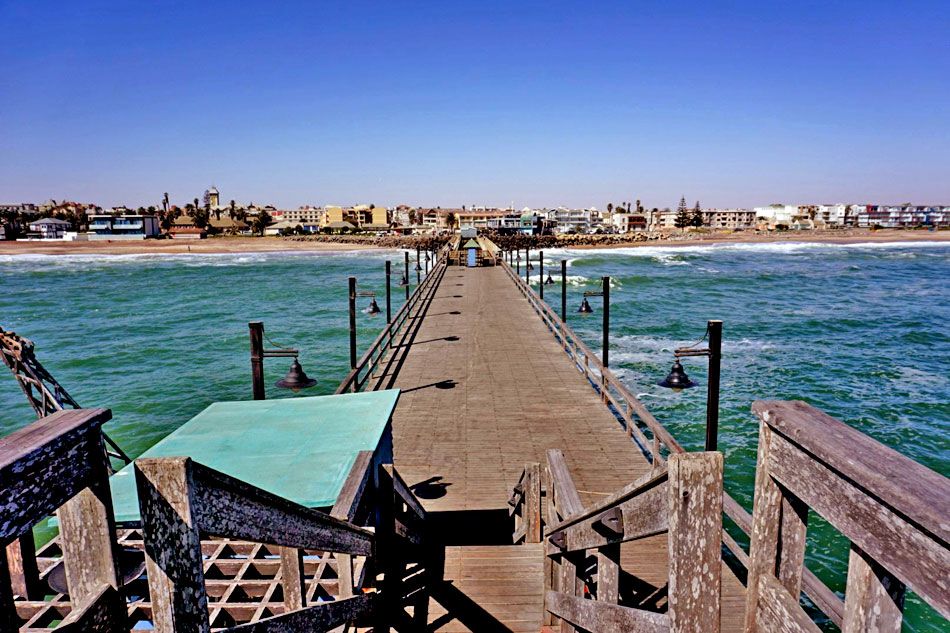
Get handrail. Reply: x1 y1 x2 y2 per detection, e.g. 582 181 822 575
135 456 377 633
496 249 846 627
335 250 448 394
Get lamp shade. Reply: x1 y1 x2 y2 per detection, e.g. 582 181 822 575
275 358 318 392
364 298 381 315
577 297 594 314
397 274 408 287
544 274 555 285
657 359 698 392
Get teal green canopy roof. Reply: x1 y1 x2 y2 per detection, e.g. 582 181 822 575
462 239 480 248
108 390 399 523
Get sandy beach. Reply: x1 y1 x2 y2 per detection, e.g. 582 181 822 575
0 229 946 256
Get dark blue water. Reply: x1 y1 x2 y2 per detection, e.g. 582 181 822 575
1 242 947 631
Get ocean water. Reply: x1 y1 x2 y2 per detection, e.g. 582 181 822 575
1 242 948 631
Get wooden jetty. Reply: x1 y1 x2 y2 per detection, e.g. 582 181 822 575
1 238 949 633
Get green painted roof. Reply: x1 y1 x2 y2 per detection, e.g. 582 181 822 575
108 390 399 523
462 239 480 248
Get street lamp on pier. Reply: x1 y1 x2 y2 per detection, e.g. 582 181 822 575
657 320 723 451
248 322 317 400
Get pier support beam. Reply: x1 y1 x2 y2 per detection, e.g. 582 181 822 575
539 251 544 300
602 276 610 368
404 252 410 301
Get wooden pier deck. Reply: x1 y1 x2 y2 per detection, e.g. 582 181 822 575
384 265 746 632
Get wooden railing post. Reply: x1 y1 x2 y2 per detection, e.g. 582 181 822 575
280 547 306 611
4 533 41 600
668 452 723 633
842 545 905 633
135 457 210 633
525 462 541 544
744 420 809 633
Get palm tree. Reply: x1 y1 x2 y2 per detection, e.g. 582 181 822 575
252 210 273 236
607 203 614 214
162 192 169 214
192 206 210 229
229 200 236 220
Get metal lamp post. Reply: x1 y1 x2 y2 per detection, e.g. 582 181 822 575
539 250 544 299
404 252 410 300
577 276 610 367
657 320 722 451
348 277 381 370
248 322 317 400
561 260 567 322
385 261 392 323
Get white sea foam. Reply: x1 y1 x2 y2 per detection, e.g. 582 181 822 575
564 240 950 259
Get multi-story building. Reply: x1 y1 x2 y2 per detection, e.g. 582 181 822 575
322 205 389 229
544 207 604 234
88 214 160 239
455 209 507 230
610 213 647 233
272 208 325 226
700 209 757 230
855 205 950 228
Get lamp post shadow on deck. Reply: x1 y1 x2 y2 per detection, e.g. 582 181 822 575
657 319 723 451
577 276 610 368
248 322 317 400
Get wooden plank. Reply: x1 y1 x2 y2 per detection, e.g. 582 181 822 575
0 409 112 542
135 457 210 633
5 532 41 599
842 544 904 633
776 494 808 600
330 450 374 523
545 590 670 633
754 573 822 633
545 451 583 519
390 465 427 522
278 547 305 611
596 544 619 604
751 400 950 545
667 452 722 633
767 431 950 619
57 584 127 633
58 484 121 608
744 422 782 633
549 477 668 553
546 468 667 536
187 459 374 556
225 593 376 633
524 462 541 544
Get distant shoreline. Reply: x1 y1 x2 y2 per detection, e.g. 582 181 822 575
0 229 946 256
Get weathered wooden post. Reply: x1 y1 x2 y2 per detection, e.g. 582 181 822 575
525 248 530 285
280 547 306 611
348 277 357 370
385 261 392 324
524 462 541 543
561 260 567 323
249 321 265 400
668 451 723 633
136 457 210 633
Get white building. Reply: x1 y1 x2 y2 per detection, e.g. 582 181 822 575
544 207 604 234
700 209 757 230
27 217 71 239
88 214 160 239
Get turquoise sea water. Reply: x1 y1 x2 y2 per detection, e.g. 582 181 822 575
1 242 948 631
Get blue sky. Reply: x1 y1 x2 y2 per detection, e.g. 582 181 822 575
1 1 947 210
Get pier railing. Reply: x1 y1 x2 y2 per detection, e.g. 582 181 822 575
0 408 126 632
135 457 378 633
0 408 433 633
498 256 848 627
335 247 449 394
513 401 950 632
511 448 724 632
745 400 949 632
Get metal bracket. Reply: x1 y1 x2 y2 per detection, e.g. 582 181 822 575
593 506 623 536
